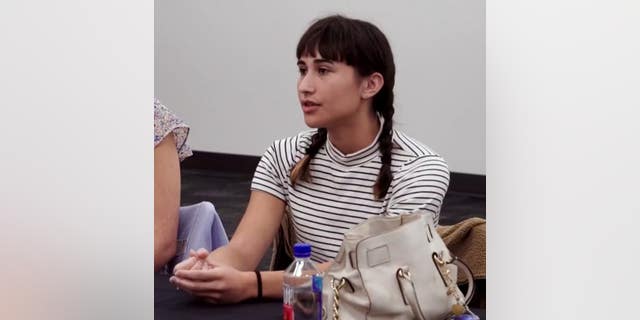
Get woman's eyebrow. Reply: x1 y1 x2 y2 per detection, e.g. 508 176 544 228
313 58 334 65
297 58 335 66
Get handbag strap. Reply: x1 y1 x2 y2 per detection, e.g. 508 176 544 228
452 257 476 305
396 263 471 318
392 253 477 319
396 268 427 320
433 253 475 305
434 254 476 316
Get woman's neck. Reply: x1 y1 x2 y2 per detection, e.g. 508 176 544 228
327 110 380 155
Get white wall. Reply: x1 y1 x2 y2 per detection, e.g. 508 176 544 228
156 0 485 175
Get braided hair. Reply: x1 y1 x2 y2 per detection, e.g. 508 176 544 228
290 15 396 200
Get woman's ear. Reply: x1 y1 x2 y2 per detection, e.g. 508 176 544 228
361 72 384 99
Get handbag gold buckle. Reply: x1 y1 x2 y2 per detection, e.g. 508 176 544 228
397 268 411 280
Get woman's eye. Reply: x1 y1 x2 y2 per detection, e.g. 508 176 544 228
318 68 329 75
298 68 307 75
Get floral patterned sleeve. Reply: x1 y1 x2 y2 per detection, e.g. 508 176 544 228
154 98 193 161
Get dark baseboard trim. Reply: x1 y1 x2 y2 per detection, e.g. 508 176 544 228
181 151 260 174
182 151 485 196
449 172 485 196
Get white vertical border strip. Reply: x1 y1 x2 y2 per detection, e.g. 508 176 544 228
0 1 153 319
488 0 640 319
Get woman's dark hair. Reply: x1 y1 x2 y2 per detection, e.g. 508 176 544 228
290 15 396 200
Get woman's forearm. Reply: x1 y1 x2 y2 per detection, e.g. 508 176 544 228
243 261 333 300
244 270 285 299
206 243 255 271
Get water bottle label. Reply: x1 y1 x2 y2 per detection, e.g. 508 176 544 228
312 275 322 293
312 275 323 320
283 303 294 320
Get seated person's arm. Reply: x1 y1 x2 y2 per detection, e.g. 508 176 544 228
209 188 334 298
207 190 285 270
209 190 337 300
154 134 181 271
172 190 289 302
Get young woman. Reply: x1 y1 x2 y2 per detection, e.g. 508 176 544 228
169 15 450 303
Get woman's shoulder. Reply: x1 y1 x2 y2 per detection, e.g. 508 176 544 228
391 129 447 168
258 129 316 171
268 129 317 154
391 130 440 156
154 98 192 161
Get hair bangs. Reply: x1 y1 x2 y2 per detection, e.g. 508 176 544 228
296 16 359 65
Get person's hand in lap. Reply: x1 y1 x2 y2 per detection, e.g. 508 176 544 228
170 248 256 303
170 248 209 274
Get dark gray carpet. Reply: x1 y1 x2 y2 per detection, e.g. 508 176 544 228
180 168 486 270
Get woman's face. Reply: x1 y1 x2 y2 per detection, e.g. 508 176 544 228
297 53 366 129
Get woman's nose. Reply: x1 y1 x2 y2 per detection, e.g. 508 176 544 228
298 75 315 95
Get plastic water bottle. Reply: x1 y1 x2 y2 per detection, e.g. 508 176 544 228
283 243 323 320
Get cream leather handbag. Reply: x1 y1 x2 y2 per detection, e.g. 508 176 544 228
322 211 475 320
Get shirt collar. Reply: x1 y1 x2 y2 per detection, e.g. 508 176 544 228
325 115 384 167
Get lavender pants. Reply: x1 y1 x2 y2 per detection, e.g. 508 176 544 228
166 201 229 272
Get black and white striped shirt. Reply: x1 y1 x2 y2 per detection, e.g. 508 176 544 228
251 127 449 263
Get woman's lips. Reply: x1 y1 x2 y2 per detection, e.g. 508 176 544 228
301 102 320 113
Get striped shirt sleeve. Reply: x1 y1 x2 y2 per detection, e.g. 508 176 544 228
250 142 288 201
387 155 450 225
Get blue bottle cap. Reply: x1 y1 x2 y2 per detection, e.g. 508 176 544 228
293 243 312 258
